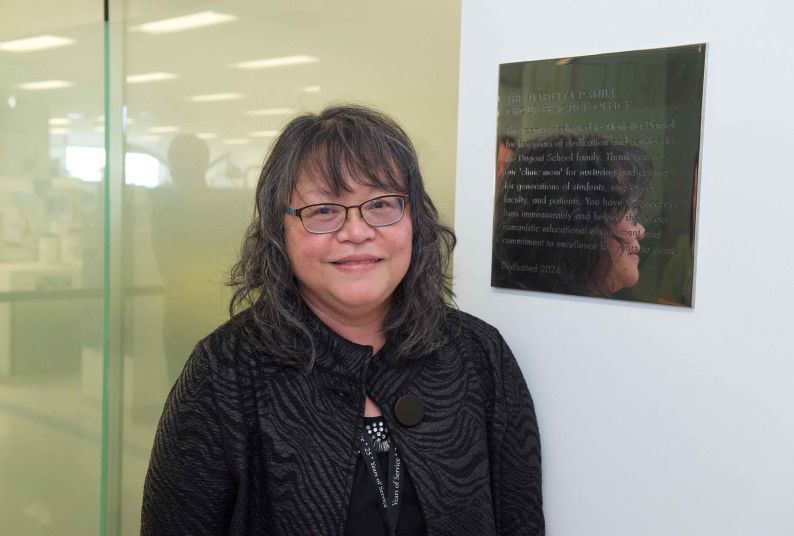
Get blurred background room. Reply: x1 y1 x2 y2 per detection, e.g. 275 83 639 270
0 1 461 533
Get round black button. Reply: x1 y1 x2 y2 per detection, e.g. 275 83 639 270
394 394 424 427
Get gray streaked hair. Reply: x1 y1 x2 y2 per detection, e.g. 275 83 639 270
228 104 456 367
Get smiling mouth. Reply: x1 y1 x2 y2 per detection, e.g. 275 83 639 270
332 259 381 265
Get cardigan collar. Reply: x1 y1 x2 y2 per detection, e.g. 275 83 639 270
304 304 423 400
308 308 376 384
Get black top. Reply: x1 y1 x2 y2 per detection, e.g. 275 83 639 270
142 307 544 535
344 416 426 536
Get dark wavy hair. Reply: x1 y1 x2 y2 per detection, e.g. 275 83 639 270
493 134 651 297
228 104 456 367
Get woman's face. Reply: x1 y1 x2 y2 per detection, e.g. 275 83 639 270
604 209 645 293
283 173 413 321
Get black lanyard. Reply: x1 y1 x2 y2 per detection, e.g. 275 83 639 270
359 430 403 536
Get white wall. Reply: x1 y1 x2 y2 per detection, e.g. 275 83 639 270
453 1 794 534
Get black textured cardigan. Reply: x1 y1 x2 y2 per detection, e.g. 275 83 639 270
141 307 544 535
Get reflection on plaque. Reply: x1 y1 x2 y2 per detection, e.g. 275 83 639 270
492 44 705 306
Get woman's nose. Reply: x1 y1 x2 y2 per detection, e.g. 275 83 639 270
336 208 376 242
637 221 646 240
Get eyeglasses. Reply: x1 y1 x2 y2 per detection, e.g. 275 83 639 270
285 195 408 234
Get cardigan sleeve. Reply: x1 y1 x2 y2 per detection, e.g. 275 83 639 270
141 342 237 535
492 336 545 535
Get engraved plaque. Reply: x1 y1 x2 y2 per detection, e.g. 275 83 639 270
492 44 705 306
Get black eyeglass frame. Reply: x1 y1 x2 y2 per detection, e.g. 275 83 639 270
285 194 409 234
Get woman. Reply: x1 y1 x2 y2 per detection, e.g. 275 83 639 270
492 134 650 298
142 105 544 535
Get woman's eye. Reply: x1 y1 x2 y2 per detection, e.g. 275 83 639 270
368 198 394 210
306 205 338 219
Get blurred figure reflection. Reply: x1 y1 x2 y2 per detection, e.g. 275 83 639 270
149 135 249 383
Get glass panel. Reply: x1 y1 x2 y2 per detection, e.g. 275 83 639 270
113 1 461 533
0 6 105 534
